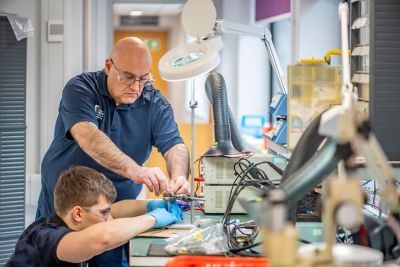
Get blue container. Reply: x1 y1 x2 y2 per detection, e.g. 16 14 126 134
240 115 266 138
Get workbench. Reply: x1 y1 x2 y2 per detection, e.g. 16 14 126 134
130 211 322 267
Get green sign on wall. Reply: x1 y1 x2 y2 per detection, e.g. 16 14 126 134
144 38 160 51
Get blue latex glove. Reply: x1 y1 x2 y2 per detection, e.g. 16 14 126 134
147 200 167 211
147 200 184 221
147 208 179 228
168 200 184 221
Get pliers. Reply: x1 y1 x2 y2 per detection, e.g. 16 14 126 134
163 192 205 202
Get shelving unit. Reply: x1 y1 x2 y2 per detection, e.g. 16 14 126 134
350 0 370 114
350 0 400 161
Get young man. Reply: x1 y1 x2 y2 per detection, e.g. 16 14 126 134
6 166 182 267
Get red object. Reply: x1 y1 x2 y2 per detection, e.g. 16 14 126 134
357 224 370 247
262 125 273 150
164 256 269 267
194 177 205 182
183 207 204 212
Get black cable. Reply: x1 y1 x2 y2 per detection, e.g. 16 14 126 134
226 159 255 212
234 159 253 180
361 179 371 187
195 180 200 195
230 238 312 254
222 159 278 250
225 160 277 224
224 178 253 246
249 249 260 254
373 180 376 205
230 242 262 253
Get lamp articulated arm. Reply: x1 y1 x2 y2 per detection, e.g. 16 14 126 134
214 19 288 94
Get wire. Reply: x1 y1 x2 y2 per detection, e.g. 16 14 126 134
230 239 311 254
229 242 262 253
299 239 311 244
222 158 278 251
195 180 200 195
227 161 273 218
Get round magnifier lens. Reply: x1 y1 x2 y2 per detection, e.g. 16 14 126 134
172 52 204 67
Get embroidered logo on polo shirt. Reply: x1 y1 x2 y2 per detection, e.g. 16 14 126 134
95 105 104 120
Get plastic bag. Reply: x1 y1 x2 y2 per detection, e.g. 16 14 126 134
165 223 229 255
6 14 35 41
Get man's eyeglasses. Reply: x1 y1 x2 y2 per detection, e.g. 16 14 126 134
82 206 112 221
110 58 153 86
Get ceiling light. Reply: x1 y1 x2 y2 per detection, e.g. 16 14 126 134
129 10 143 16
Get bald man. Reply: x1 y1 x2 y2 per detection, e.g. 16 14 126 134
37 37 190 266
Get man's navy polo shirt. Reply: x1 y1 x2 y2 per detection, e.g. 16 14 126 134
5 214 85 267
38 70 183 218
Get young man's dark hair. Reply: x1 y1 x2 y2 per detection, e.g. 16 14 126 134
6 166 180 267
54 166 117 216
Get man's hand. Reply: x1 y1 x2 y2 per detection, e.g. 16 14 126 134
170 176 190 195
134 167 169 196
164 144 190 194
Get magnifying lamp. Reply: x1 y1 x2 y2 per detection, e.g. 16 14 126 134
158 37 223 81
158 0 288 223
158 0 220 224
159 0 221 80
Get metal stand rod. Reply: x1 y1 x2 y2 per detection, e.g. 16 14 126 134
189 78 198 224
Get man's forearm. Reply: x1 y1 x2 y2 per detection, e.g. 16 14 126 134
71 121 171 195
111 200 148 218
85 130 136 175
164 144 190 179
71 122 139 179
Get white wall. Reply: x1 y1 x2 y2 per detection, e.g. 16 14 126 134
271 18 292 96
88 0 113 71
40 0 84 163
219 0 270 124
294 0 341 62
219 0 246 120
237 36 270 121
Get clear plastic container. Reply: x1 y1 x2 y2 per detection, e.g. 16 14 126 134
287 62 341 150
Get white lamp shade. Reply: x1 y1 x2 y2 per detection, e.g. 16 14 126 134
181 0 216 40
158 37 222 81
